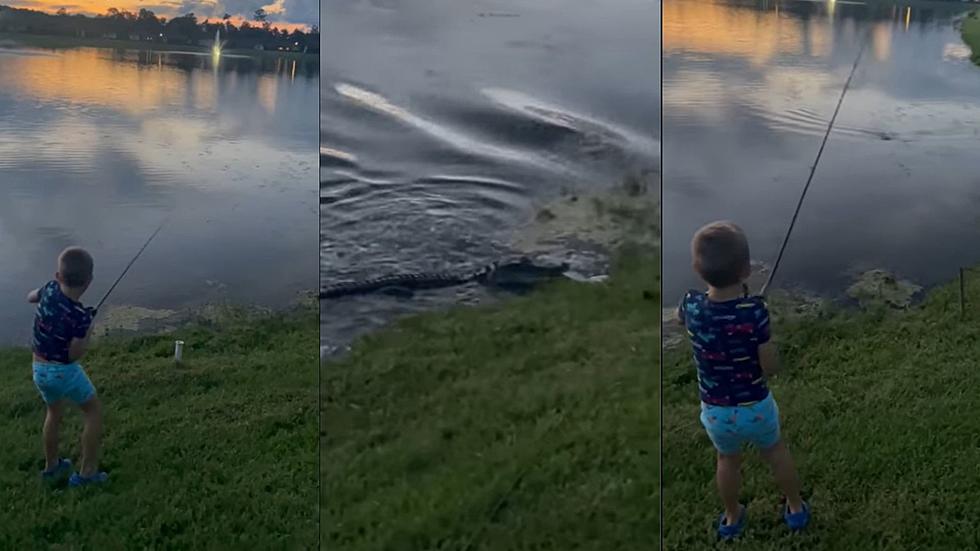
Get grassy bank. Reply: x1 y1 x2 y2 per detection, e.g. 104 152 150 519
963 10 980 64
0 304 317 548
0 32 317 60
663 270 980 549
323 245 660 550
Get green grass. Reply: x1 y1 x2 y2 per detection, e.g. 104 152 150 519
322 245 660 550
663 270 980 549
0 304 317 548
963 10 980 65
0 32 317 60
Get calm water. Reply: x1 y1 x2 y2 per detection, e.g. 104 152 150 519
664 0 980 300
0 45 318 344
320 0 660 352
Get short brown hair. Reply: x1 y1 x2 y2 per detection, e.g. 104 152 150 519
691 221 750 288
59 247 94 288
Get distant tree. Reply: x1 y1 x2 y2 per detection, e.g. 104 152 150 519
165 13 202 44
136 8 163 39
254 8 267 22
56 7 68 16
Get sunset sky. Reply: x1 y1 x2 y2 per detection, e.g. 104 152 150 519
5 0 317 29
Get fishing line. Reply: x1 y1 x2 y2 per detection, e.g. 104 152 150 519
760 32 870 296
94 216 170 313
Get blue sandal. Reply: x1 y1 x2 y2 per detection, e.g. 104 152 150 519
717 504 747 541
41 458 71 481
68 471 109 488
783 500 811 531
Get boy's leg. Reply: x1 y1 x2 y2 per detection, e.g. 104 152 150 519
716 452 743 524
78 396 103 477
43 400 66 471
759 440 803 513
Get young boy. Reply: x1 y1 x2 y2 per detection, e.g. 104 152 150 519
28 246 108 487
677 221 808 540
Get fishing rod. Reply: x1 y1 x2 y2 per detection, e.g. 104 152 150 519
94 216 170 314
760 32 870 296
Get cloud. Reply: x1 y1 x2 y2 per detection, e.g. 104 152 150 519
173 0 315 26
279 0 315 26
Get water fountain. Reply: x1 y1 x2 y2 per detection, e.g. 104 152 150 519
212 28 222 60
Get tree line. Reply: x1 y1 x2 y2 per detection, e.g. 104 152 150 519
0 5 319 53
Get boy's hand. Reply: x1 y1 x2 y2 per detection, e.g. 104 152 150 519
27 288 40 304
86 306 98 318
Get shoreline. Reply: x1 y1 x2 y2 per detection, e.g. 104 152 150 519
0 31 318 60
322 241 660 548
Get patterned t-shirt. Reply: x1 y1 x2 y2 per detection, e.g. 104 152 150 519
32 280 93 364
677 289 771 407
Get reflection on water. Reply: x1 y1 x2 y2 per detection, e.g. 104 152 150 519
663 0 980 301
320 0 660 351
0 46 318 344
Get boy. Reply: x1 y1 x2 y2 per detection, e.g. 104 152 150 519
28 246 108 487
677 221 808 540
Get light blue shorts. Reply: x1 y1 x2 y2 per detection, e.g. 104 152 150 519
32 361 97 405
700 392 781 455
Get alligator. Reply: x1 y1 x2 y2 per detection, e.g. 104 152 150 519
319 257 571 300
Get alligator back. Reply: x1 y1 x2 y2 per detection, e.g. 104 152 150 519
319 270 477 299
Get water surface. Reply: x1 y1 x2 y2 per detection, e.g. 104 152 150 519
321 0 660 352
663 0 980 301
0 45 318 344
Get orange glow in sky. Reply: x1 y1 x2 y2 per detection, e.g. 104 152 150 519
6 0 312 31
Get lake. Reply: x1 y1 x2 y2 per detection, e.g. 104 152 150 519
0 43 319 344
320 0 660 354
663 0 980 301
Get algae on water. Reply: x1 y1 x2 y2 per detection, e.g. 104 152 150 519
847 269 922 309
99 305 180 335
511 175 660 260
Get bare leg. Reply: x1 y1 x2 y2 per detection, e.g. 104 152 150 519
716 452 743 524
78 397 103 477
759 440 803 513
43 401 66 471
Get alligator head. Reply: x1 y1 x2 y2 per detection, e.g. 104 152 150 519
475 256 570 292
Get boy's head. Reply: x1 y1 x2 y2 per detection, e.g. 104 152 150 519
691 221 750 288
56 247 94 291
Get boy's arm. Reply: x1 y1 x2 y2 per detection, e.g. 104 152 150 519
67 327 92 362
755 297 778 375
758 341 780 376
67 310 95 362
675 295 687 326
27 288 40 303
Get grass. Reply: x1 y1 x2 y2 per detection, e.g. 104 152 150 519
0 304 317 548
663 269 980 549
322 244 660 550
963 10 980 65
0 31 317 60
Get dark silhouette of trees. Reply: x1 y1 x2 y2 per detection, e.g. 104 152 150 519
0 4 319 53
